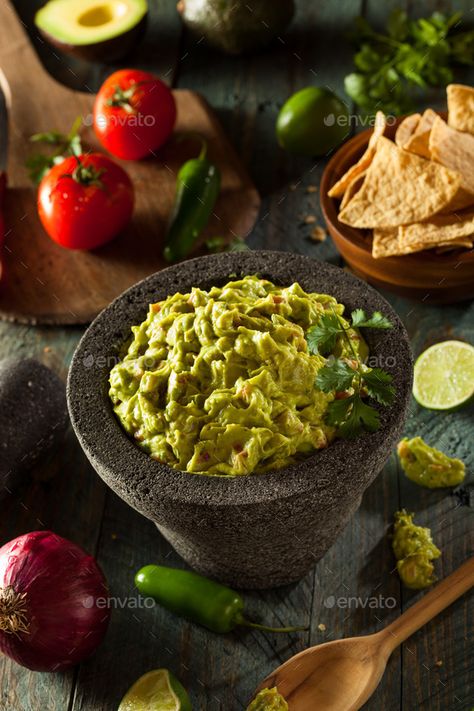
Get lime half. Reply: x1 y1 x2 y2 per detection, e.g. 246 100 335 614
413 340 474 410
118 669 192 711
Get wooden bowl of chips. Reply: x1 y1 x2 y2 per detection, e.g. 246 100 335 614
321 109 474 304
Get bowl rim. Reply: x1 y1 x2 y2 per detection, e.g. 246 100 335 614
67 251 413 508
320 112 474 266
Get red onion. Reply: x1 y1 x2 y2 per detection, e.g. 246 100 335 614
0 530 110 671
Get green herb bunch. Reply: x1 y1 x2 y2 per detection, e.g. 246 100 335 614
26 116 83 184
345 9 474 115
306 309 395 438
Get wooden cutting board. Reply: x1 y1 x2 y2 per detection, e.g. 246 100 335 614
0 1 260 325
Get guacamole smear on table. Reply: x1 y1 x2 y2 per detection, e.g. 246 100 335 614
392 509 441 589
109 276 368 476
247 687 288 711
397 437 465 488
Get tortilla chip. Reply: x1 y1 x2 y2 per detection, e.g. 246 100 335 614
372 227 472 258
371 228 429 258
436 239 473 253
340 171 366 210
338 137 461 228
429 116 474 196
415 239 472 253
328 111 386 198
395 113 421 148
372 228 402 258
399 210 474 246
447 84 474 135
403 108 437 159
439 188 474 213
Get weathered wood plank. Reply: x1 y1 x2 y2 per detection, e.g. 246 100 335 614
389 294 474 711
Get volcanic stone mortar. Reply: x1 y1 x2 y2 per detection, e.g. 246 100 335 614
67 252 413 589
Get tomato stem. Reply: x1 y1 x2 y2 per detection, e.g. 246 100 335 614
0 586 29 636
107 80 157 113
61 157 105 188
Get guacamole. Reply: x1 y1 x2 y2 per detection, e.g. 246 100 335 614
392 510 441 589
247 688 288 711
109 276 367 476
397 437 465 488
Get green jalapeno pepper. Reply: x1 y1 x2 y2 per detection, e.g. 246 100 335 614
135 565 307 635
163 138 220 262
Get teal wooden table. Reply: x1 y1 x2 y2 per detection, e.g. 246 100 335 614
1 1 473 709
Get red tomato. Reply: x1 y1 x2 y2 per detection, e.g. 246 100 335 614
93 69 177 160
37 154 134 250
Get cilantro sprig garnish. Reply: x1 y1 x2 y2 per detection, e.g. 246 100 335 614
26 117 83 185
344 9 474 115
350 309 392 330
306 309 395 438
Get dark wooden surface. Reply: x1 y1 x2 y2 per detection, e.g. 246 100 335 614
0 1 473 710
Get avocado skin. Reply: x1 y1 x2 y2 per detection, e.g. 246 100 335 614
178 0 294 54
37 13 147 63
0 358 68 500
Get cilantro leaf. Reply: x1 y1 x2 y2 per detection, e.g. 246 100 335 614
351 309 393 329
315 359 356 393
326 396 354 427
363 368 395 405
30 130 67 145
450 30 474 65
306 312 342 355
354 44 383 72
26 116 83 185
326 394 380 438
340 396 380 438
387 9 409 41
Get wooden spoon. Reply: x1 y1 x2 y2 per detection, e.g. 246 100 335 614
254 557 474 710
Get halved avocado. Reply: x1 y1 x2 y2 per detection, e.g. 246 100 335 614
34 0 148 62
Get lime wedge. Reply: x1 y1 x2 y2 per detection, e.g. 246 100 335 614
413 340 474 410
118 669 192 711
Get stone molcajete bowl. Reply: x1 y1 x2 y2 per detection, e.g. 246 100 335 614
67 251 413 589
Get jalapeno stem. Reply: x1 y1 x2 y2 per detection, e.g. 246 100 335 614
176 132 208 160
235 613 308 634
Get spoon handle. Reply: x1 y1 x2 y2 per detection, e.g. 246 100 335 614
381 556 474 653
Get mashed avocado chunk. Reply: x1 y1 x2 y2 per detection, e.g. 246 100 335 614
109 276 367 476
397 437 465 488
247 688 288 711
392 509 441 589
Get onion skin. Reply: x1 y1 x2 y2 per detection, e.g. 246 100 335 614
0 531 110 671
